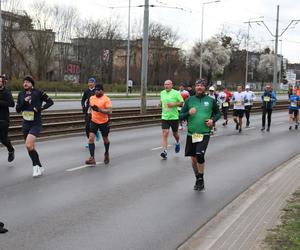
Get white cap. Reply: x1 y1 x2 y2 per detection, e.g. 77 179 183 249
209 86 215 91
245 85 250 89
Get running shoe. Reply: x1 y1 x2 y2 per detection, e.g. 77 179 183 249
194 177 205 191
160 150 167 159
85 157 96 165
8 149 15 162
104 153 110 164
175 143 180 153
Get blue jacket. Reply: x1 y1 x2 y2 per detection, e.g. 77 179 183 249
261 91 277 110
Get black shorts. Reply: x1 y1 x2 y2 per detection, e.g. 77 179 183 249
22 121 41 138
233 109 244 118
289 109 299 116
161 119 179 132
185 134 210 157
90 121 110 136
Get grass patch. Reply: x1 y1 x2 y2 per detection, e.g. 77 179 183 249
263 189 300 250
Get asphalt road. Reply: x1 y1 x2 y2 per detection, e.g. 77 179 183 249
0 111 299 250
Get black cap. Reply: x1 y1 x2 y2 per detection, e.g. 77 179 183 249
95 84 104 91
23 76 35 86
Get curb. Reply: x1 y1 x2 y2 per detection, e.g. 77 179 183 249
178 154 300 250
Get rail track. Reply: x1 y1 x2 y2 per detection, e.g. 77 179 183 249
7 101 289 141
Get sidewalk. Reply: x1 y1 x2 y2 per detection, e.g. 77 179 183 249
178 154 300 250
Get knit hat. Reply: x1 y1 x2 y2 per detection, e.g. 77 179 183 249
88 77 96 84
23 76 35 86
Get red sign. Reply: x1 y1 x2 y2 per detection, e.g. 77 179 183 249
65 64 80 74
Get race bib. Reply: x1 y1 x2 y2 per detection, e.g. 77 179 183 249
22 111 34 121
236 101 242 106
291 102 297 107
223 102 229 107
192 133 204 143
264 96 271 102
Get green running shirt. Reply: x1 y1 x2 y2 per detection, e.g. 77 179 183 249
160 89 184 120
180 94 221 135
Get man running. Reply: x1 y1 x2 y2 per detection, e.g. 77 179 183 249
178 83 189 130
180 79 221 191
261 84 277 132
0 75 15 162
85 84 112 165
243 85 256 127
81 78 96 144
288 88 300 130
232 85 246 133
159 80 184 159
218 86 230 127
16 76 54 177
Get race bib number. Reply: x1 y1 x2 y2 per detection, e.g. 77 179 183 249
264 96 271 102
22 111 34 121
192 133 204 143
236 101 242 106
223 102 229 107
291 102 297 107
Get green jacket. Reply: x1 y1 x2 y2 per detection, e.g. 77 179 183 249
180 94 221 135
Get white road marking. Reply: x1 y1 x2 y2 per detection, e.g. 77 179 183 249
66 162 103 172
151 145 172 151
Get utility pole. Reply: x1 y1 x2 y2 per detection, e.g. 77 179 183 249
126 0 131 97
0 0 2 75
140 0 149 114
273 5 279 90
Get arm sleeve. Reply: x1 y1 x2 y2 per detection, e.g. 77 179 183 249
211 100 221 122
41 91 54 110
179 99 189 120
0 89 15 107
81 91 87 107
16 92 25 113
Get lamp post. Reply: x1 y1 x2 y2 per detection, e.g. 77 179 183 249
126 0 131 96
199 0 220 79
0 0 2 75
244 16 264 86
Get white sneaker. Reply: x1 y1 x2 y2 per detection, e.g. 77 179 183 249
32 165 42 177
40 166 45 175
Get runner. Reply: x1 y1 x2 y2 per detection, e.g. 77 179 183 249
232 85 246 133
180 79 221 191
178 82 190 130
243 85 256 127
16 76 54 177
218 86 230 127
81 78 96 144
261 84 277 132
159 80 184 159
85 84 112 165
0 75 15 162
288 88 300 130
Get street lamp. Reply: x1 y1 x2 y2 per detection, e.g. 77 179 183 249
126 0 131 96
244 16 264 86
199 0 220 79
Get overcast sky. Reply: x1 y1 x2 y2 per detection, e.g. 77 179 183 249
16 0 300 63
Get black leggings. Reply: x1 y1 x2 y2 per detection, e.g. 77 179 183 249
262 108 272 128
0 123 14 152
245 105 252 122
85 113 91 138
222 107 229 120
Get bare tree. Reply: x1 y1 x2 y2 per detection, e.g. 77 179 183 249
74 17 122 83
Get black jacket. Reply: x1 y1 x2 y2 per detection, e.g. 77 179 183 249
81 88 95 113
16 88 53 122
0 87 14 123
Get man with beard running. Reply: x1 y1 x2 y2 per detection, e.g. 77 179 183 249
180 79 221 191
16 76 53 177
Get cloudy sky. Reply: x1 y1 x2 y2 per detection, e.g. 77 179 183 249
15 0 300 63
